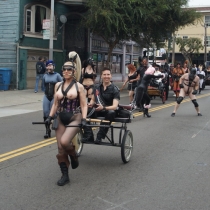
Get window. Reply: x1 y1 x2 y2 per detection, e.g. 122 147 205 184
205 36 210 47
183 36 188 39
205 16 210 26
25 4 55 36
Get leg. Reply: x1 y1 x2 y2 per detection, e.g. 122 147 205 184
95 110 116 144
59 113 82 169
189 93 202 116
143 92 151 118
129 90 134 103
43 96 52 138
87 87 94 103
135 86 144 108
171 89 185 116
34 74 40 92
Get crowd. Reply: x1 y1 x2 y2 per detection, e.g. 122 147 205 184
34 53 205 186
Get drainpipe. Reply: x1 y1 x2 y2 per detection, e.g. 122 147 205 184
122 44 126 81
16 43 19 90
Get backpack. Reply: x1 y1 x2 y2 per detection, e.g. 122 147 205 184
36 62 43 74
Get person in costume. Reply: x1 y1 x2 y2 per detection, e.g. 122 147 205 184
45 51 87 186
171 68 202 117
42 60 63 138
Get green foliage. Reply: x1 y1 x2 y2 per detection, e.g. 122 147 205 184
176 37 204 65
82 0 201 64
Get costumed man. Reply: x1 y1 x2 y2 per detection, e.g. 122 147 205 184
43 60 63 138
172 62 185 99
82 67 120 144
197 65 205 94
171 68 202 117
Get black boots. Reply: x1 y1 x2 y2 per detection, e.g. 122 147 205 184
57 162 70 186
81 124 94 143
67 145 79 169
44 117 51 139
143 108 151 118
199 88 202 94
95 122 109 144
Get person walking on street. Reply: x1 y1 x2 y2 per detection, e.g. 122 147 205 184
34 56 46 93
197 64 205 94
45 51 87 186
43 60 63 138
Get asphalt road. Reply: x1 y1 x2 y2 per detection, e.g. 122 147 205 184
1 89 210 210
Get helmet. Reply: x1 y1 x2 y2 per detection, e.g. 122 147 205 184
190 68 197 75
46 60 55 66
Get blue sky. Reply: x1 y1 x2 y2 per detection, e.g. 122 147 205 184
188 0 210 6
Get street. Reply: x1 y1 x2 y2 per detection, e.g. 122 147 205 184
1 88 210 210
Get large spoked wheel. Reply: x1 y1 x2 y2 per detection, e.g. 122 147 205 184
121 130 133 163
72 130 84 157
161 89 166 104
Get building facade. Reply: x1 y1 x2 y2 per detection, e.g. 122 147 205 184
170 6 210 66
0 0 142 90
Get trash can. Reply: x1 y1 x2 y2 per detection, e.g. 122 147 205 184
0 68 12 90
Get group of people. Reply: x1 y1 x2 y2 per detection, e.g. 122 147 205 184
35 52 204 187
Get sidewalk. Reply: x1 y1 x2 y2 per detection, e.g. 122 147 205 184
0 82 126 118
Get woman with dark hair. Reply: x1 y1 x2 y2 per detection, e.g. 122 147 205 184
120 64 140 104
45 51 87 186
81 58 97 102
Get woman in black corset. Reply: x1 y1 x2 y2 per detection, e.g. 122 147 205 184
120 64 140 104
81 58 97 102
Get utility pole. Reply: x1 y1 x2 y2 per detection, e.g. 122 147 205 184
49 0 54 60
204 24 207 63
172 33 176 65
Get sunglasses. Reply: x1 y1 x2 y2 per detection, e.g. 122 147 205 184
62 67 74 71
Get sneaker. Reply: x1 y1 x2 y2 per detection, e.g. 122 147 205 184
34 91 37 93
171 113 175 117
198 113 202 116
173 94 176 96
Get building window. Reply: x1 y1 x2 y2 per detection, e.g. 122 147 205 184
205 16 210 26
183 36 188 39
24 4 55 36
205 36 210 47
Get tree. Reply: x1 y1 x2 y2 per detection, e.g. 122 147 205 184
82 0 201 66
175 37 204 66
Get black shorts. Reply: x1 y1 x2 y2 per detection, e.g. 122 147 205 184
127 82 137 91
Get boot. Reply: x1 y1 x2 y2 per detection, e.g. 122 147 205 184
44 117 51 139
67 145 79 169
81 124 94 143
199 88 201 94
57 162 70 186
143 108 151 118
95 122 109 144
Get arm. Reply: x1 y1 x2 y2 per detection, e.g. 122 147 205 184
78 83 88 119
130 74 140 83
120 78 129 90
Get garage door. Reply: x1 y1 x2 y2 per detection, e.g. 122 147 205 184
27 50 48 89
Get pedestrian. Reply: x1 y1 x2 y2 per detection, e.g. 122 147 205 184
42 60 63 138
45 51 87 186
183 60 190 73
120 64 140 104
171 68 202 117
172 62 185 99
81 58 97 102
197 64 205 94
34 56 46 93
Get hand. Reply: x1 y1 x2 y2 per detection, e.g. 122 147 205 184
95 104 103 111
80 118 87 128
45 116 53 125
192 90 197 95
179 84 184 89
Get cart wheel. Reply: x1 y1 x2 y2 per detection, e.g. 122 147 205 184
161 89 166 104
72 130 84 157
121 130 133 163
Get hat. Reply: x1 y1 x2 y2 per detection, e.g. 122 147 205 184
46 60 55 66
